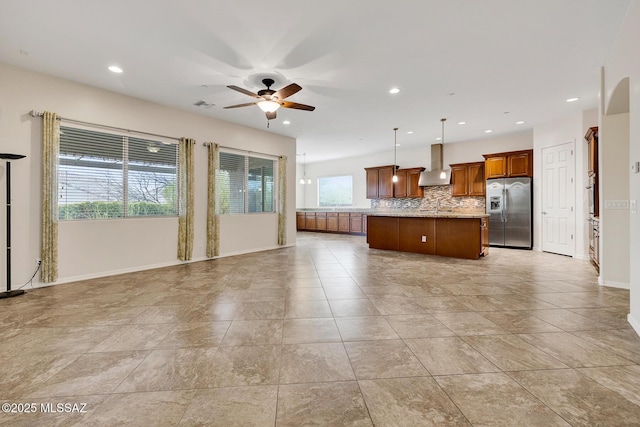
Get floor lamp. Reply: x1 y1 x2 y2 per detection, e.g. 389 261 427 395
0 153 26 299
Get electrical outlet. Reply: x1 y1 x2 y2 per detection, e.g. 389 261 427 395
631 200 637 215
36 258 41 267
421 235 427 243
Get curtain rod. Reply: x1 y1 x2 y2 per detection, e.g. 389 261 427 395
30 110 181 142
203 142 282 159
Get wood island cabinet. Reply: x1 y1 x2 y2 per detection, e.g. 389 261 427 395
483 149 533 179
450 162 485 197
368 215 488 260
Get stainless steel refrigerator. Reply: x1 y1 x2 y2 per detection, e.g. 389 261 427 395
486 177 532 248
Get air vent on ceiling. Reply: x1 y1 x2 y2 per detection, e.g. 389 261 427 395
193 100 215 109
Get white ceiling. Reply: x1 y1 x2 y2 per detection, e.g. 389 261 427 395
0 0 630 163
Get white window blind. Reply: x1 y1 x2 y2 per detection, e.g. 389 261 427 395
58 126 178 220
217 151 276 214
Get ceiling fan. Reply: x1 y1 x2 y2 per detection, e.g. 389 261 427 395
224 78 315 121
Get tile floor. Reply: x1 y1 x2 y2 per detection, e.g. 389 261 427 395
1 232 639 426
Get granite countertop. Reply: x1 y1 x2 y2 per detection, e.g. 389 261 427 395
366 210 489 218
297 208 488 218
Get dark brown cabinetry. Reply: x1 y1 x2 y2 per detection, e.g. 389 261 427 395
365 166 396 199
394 167 425 198
398 217 435 254
482 150 533 179
366 165 424 199
450 162 485 197
297 211 367 235
368 215 488 260
367 216 399 250
585 127 599 218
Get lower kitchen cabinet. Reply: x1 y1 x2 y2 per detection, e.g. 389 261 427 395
297 211 367 235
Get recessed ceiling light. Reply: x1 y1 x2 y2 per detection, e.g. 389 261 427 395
108 65 123 74
458 121 466 125
566 97 579 102
516 121 525 125
395 143 400 147
435 137 442 141
407 131 413 134
485 129 493 133
389 88 400 94
283 120 291 125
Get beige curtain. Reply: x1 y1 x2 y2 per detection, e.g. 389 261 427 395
278 155 287 246
206 143 220 257
177 137 195 261
41 111 59 283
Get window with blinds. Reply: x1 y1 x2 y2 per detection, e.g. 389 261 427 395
58 126 178 220
217 151 276 214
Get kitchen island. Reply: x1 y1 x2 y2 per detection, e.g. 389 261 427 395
367 211 489 260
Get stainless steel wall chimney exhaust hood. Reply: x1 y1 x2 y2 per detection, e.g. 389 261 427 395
418 118 451 186
418 144 451 186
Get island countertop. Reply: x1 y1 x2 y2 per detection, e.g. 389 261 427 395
366 210 489 219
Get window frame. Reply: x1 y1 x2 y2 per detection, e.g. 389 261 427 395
317 174 354 207
217 149 278 215
57 123 179 221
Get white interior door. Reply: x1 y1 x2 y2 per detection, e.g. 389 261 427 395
542 142 575 256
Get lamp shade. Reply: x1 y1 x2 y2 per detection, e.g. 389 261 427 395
258 101 280 113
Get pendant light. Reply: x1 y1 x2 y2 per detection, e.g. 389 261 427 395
439 118 447 179
392 127 399 183
300 153 311 185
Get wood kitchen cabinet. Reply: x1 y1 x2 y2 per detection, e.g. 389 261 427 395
394 167 425 198
326 212 339 231
450 162 485 197
315 212 327 231
338 213 351 232
434 217 486 259
483 150 533 179
365 166 397 199
297 211 367 235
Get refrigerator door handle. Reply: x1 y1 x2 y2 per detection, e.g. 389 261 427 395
502 188 506 222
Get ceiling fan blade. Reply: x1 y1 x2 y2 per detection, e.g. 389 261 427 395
227 85 261 98
273 83 302 100
281 101 316 111
223 102 258 109
266 111 277 120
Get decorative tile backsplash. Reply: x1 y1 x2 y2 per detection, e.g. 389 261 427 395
371 185 485 213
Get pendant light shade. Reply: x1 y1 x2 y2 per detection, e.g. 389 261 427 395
392 127 399 182
300 153 311 185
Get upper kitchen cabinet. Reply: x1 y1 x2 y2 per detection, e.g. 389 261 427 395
450 162 485 197
482 149 533 179
394 167 425 198
365 165 398 199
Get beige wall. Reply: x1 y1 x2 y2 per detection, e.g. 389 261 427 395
0 63 297 286
602 1 640 333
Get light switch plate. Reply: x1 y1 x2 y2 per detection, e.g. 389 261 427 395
631 200 637 215
632 161 640 173
605 200 629 210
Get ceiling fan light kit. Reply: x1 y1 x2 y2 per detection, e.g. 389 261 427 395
224 78 315 124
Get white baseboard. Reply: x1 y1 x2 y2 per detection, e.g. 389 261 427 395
573 253 590 261
32 244 295 289
628 313 640 337
598 276 630 289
